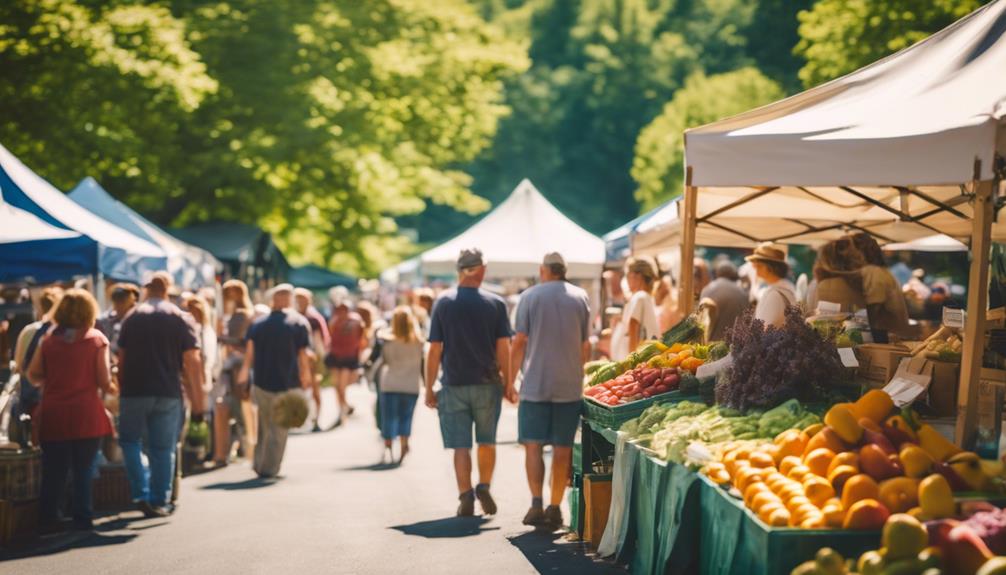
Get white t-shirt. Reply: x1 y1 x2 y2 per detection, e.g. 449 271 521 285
611 291 659 361
754 279 797 328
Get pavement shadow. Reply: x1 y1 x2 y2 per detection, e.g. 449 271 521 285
0 531 138 561
338 462 400 472
508 531 626 574
199 477 280 491
391 516 500 539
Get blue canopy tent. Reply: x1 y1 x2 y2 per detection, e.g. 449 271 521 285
0 143 166 283
603 198 676 267
69 178 221 288
0 199 96 283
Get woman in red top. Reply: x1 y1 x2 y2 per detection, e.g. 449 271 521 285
325 302 366 425
27 289 115 531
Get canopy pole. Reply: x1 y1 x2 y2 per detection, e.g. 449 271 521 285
955 178 994 449
680 168 697 315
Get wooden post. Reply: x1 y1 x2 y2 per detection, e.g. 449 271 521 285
680 167 698 315
955 179 994 448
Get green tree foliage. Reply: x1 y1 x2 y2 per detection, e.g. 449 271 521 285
631 68 784 210
420 0 763 243
0 0 216 203
795 0 987 88
0 1 526 275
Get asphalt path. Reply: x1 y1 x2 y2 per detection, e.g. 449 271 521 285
3 385 625 574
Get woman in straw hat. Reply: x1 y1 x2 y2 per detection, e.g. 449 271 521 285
746 244 797 328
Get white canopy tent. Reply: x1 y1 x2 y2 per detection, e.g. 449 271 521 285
883 234 968 252
419 179 605 279
678 0 1006 446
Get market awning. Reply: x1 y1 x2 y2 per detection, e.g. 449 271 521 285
69 177 221 288
0 142 165 283
603 200 675 266
172 222 289 283
420 179 605 279
683 0 1006 247
883 234 968 252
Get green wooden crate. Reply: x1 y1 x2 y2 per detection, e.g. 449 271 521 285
582 390 702 430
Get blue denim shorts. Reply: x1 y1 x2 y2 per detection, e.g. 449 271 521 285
518 400 581 447
437 384 502 449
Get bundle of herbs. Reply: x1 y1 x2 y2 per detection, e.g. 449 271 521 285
715 306 844 411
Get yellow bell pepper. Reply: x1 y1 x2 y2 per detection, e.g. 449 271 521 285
824 404 864 445
916 424 962 462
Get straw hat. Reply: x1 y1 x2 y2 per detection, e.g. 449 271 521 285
744 243 787 265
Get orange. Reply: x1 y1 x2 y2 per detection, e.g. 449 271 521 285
758 501 786 523
821 499 845 528
751 491 781 514
767 507 791 527
774 429 810 462
776 482 804 502
841 474 880 510
842 499 891 530
779 456 803 476
800 515 827 529
803 476 836 507
744 482 770 506
749 451 775 469
787 464 812 482
828 465 859 495
804 448 836 478
827 452 859 476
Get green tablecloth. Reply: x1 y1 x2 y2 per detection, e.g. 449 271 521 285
698 475 880 575
592 430 701 575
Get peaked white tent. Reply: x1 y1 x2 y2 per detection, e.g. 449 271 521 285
678 0 1006 445
420 179 605 279
0 143 165 283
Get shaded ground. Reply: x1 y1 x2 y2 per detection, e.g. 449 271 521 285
3 385 624 574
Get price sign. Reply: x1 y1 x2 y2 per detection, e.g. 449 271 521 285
817 300 842 314
838 347 859 368
942 307 965 329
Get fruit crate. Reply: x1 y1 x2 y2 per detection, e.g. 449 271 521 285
582 390 703 430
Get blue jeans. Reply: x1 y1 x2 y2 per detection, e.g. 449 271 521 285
379 393 418 440
39 438 101 525
118 396 182 506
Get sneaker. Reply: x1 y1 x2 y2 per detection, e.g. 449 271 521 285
542 505 563 532
137 501 169 519
475 485 497 516
457 493 475 517
522 506 545 526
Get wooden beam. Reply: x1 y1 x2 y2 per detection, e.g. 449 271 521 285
955 179 994 448
680 168 698 315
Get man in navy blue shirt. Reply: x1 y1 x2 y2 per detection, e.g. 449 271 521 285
238 284 311 478
426 248 515 517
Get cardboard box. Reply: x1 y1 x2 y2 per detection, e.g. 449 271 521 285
926 361 961 417
855 344 911 384
583 474 612 546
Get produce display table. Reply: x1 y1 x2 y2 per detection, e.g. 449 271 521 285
579 420 701 574
698 475 880 575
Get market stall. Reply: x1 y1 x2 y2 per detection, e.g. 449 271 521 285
0 142 166 284
576 4 1006 573
680 0 1006 447
0 197 96 283
69 177 221 289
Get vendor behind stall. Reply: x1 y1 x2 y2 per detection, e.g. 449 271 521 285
807 237 867 314
746 244 796 328
850 232 910 342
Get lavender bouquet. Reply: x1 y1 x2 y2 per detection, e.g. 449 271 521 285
715 306 844 411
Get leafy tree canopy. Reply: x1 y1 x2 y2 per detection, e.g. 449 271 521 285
795 0 987 88
631 67 784 210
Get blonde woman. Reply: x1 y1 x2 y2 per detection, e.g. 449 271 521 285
610 257 660 361
184 295 218 413
216 280 255 465
378 306 424 463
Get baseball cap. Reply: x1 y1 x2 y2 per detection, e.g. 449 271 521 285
542 252 565 267
456 248 485 270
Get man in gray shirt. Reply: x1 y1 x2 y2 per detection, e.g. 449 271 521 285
509 252 590 531
700 259 751 340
